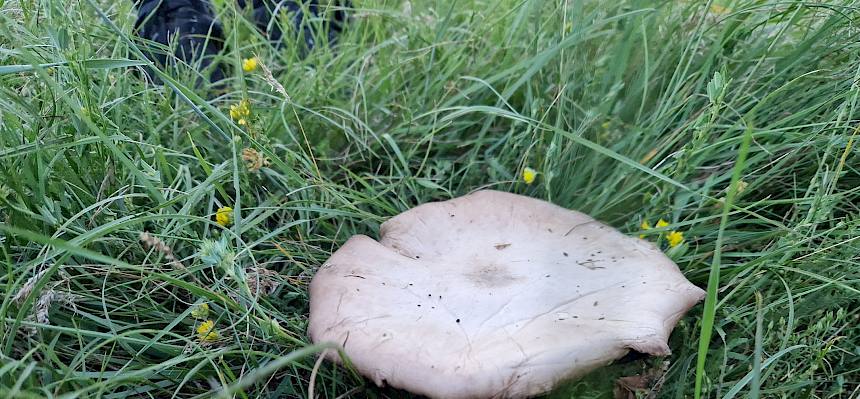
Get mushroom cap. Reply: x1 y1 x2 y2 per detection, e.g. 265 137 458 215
309 190 704 399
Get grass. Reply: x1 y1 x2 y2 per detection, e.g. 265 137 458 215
1 0 859 397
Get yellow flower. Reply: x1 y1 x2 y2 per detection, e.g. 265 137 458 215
229 99 251 125
666 231 684 247
242 57 258 72
639 220 651 238
191 303 210 319
656 219 669 229
216 206 233 227
522 167 537 185
197 320 220 342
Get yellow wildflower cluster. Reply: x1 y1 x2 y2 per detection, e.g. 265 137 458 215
242 57 258 72
522 167 537 185
229 99 251 126
639 218 685 248
665 231 684 247
639 220 651 237
196 320 220 342
216 206 233 227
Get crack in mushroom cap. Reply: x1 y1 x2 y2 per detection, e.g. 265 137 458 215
309 190 705 399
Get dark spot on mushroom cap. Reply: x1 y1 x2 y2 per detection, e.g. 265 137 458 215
466 263 522 288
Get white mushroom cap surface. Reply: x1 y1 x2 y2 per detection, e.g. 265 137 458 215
309 190 704 399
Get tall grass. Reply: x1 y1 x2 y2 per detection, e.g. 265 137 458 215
1 0 858 397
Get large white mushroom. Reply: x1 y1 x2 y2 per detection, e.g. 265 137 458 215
309 190 704 398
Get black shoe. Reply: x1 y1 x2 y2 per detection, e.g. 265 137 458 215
133 0 225 84
237 0 350 52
